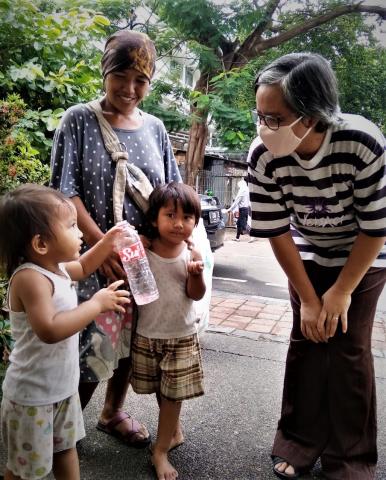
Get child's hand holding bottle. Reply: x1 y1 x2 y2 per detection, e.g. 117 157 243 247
78 223 131 281
101 223 131 250
96 223 134 282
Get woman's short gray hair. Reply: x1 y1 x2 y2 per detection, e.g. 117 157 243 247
255 53 340 132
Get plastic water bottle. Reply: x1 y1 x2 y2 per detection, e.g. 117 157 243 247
115 222 159 305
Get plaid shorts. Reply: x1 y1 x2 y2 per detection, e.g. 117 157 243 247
131 333 204 401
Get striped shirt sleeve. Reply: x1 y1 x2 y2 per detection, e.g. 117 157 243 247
354 133 386 236
248 145 290 238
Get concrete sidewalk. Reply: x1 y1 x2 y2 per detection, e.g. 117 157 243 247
208 289 386 358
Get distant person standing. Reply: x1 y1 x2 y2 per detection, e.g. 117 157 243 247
248 52 386 479
227 177 250 241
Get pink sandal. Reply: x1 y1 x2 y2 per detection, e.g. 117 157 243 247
96 411 151 448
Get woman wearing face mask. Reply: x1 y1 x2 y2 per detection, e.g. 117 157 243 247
51 30 181 448
248 52 386 480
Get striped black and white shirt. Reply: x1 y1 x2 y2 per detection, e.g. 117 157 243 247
248 114 386 267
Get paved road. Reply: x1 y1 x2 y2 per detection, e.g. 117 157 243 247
213 231 288 300
214 229 386 311
208 289 386 359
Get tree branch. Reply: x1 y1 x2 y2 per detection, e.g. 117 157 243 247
252 0 281 39
223 0 280 69
156 37 192 60
231 3 386 69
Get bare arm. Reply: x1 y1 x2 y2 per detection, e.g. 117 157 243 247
13 270 130 344
319 232 385 337
269 232 324 343
70 195 126 281
228 192 242 212
65 224 124 282
186 249 206 301
71 196 103 247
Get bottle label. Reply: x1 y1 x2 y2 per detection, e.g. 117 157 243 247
118 241 146 263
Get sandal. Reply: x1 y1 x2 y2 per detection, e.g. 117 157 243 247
96 411 151 448
272 456 299 479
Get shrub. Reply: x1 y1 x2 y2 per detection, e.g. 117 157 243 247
0 94 50 195
0 94 50 372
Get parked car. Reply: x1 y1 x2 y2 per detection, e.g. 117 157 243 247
199 194 227 251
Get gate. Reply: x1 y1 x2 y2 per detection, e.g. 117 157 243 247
195 159 247 208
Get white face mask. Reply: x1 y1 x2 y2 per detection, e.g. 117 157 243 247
259 116 312 157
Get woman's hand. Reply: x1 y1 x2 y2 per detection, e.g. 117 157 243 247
318 286 351 339
98 252 126 283
139 234 151 249
300 298 324 343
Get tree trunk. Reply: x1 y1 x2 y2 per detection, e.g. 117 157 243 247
184 73 210 187
184 110 208 186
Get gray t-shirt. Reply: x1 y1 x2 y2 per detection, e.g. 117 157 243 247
137 247 197 339
51 103 181 301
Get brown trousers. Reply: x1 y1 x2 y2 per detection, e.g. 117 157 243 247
272 262 386 480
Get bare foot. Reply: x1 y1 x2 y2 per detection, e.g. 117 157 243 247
170 430 184 451
151 450 178 480
150 432 184 453
274 461 296 477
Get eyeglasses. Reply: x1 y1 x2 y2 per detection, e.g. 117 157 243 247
251 109 281 131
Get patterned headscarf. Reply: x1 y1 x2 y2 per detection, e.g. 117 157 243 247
101 30 156 81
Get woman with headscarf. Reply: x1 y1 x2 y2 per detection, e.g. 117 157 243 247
50 30 181 448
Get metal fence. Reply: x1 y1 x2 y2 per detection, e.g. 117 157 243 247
179 160 247 208
195 160 247 208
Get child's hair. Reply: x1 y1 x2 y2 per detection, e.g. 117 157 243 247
147 182 201 236
0 183 71 277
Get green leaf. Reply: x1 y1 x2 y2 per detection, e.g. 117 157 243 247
46 116 61 131
52 108 65 116
30 64 44 78
93 15 110 26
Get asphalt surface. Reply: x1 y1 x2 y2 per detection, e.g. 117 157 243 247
2 325 386 479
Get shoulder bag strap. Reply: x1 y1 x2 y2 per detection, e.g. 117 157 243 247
86 99 153 221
